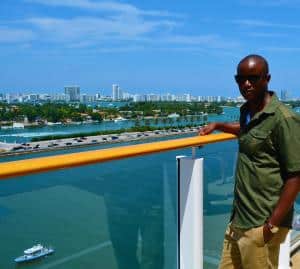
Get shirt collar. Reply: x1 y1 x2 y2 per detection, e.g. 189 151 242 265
240 91 280 116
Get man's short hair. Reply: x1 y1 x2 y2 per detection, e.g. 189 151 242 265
238 54 269 74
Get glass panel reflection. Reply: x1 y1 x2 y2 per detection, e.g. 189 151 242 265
0 143 189 269
201 141 238 269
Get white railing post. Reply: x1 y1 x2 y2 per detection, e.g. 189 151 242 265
177 156 203 269
279 231 291 269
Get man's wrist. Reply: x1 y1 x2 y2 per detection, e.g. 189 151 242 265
265 220 279 234
214 122 221 130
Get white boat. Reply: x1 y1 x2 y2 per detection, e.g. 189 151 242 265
167 113 180 118
12 122 24 129
47 122 62 126
114 117 127 122
1 125 13 129
24 244 43 255
14 244 54 263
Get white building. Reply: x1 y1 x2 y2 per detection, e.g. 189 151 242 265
64 86 80 102
39 94 51 101
80 94 95 103
95 93 102 100
51 93 68 102
146 94 160 102
133 94 147 102
112 84 123 101
185 94 191 102
122 92 132 100
161 93 173 101
280 90 289 101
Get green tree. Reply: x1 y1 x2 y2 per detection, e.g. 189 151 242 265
71 113 83 122
90 112 102 122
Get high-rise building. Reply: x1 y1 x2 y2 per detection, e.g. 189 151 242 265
122 92 131 100
112 84 123 100
80 94 95 103
185 94 191 102
146 94 160 101
133 94 147 102
112 84 119 101
95 93 101 100
64 86 80 102
280 90 289 101
52 93 68 102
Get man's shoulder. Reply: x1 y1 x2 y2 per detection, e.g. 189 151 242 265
275 102 299 120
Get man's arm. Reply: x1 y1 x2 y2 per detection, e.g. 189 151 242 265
264 173 300 242
198 122 240 136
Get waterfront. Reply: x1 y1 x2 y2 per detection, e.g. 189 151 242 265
0 107 239 144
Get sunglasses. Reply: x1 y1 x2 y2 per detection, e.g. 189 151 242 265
234 74 266 84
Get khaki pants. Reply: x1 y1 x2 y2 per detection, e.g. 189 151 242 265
219 223 289 269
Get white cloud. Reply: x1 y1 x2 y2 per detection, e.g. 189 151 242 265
248 32 287 38
0 0 238 52
25 16 177 45
239 0 300 7
0 27 35 43
20 0 181 47
162 35 240 49
233 19 300 29
22 15 239 51
24 0 184 18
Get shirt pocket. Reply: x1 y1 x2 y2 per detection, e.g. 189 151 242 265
240 129 270 155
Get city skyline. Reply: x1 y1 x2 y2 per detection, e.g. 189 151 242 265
1 1 300 97
0 86 296 103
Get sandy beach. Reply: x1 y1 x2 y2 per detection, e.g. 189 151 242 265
0 127 200 157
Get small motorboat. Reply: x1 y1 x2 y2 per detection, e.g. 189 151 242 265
14 244 54 263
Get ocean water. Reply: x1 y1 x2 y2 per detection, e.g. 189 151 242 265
0 106 239 143
0 132 238 269
0 106 298 269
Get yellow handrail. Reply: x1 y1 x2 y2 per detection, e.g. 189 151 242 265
0 133 236 180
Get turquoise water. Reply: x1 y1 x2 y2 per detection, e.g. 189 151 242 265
0 133 237 269
0 137 178 269
0 106 239 143
0 106 298 268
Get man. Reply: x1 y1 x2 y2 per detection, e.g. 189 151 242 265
199 54 300 269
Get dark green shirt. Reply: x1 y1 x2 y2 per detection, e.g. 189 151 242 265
231 92 300 229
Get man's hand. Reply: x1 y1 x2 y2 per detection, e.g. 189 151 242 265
263 223 274 244
198 122 240 136
198 123 217 136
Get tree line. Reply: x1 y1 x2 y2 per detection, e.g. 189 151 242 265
119 101 223 117
0 103 102 124
0 101 223 124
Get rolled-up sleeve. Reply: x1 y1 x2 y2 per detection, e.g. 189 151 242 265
276 114 300 174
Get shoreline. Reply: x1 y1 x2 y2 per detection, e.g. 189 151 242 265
0 127 200 157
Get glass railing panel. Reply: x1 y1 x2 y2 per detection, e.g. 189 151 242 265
0 139 198 269
201 140 238 269
291 194 300 251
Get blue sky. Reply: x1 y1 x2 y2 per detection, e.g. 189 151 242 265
1 0 300 97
